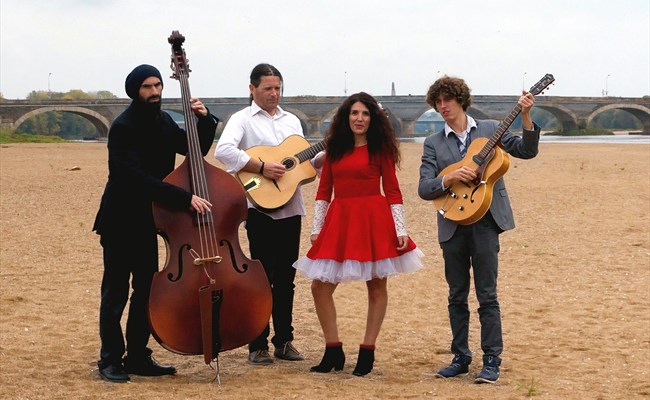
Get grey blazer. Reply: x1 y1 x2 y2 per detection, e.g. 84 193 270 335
418 119 540 243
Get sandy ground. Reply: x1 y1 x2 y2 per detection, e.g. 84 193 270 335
0 141 648 400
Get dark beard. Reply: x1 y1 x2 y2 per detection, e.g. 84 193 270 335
141 98 162 113
131 97 162 118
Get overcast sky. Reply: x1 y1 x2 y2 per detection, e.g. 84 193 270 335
1 0 648 100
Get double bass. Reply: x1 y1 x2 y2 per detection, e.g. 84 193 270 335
148 31 272 367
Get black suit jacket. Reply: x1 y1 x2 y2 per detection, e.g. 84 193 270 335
93 101 217 237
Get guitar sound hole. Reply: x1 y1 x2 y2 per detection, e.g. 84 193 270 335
282 158 295 170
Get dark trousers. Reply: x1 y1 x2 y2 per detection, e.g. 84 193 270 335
440 212 503 359
98 232 157 368
246 209 301 352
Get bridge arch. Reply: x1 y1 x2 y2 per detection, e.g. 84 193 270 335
535 104 578 132
586 103 650 132
393 104 436 138
467 105 490 120
318 107 341 136
14 106 111 137
282 107 310 138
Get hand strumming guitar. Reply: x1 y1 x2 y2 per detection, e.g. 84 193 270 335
261 161 287 180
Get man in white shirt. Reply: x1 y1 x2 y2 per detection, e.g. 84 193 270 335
215 63 310 365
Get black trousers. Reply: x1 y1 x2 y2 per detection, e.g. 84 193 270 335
98 232 157 368
440 212 503 360
245 209 301 352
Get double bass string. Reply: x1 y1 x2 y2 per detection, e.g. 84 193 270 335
177 68 221 274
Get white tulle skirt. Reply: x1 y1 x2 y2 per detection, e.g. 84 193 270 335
293 248 424 284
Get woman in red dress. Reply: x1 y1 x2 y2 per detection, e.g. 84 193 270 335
294 92 424 376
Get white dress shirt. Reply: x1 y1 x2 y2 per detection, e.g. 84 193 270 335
441 115 477 190
444 114 477 144
215 101 306 220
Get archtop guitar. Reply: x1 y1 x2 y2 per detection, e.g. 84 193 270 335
433 73 555 225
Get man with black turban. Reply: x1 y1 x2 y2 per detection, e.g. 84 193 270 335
93 64 217 383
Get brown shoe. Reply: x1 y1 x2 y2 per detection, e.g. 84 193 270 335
248 349 274 365
274 341 304 361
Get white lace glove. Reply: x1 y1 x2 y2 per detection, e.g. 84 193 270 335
390 204 408 237
311 200 330 235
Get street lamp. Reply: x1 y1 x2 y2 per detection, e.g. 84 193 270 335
48 72 52 98
605 74 611 97
522 72 527 91
344 71 347 96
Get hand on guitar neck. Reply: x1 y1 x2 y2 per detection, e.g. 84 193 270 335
519 91 535 130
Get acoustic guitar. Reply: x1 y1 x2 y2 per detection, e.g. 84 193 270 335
236 135 325 210
433 73 555 225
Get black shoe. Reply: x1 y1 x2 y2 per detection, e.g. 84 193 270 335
123 354 176 376
352 345 375 376
274 341 305 361
248 349 274 365
474 355 500 384
310 342 345 373
435 354 471 378
98 363 130 383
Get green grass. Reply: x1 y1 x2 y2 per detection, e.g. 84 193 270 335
516 377 541 397
0 131 66 143
548 127 614 136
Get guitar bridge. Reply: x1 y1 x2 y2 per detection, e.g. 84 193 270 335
243 176 261 192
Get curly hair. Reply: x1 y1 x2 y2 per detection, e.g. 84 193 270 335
426 76 472 112
324 92 400 167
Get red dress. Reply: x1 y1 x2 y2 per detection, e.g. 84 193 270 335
294 145 424 283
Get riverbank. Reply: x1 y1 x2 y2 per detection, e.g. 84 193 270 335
0 142 648 399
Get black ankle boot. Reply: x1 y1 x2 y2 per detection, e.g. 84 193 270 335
352 345 375 376
310 342 345 373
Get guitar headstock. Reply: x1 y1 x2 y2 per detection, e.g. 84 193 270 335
528 73 555 96
168 30 190 80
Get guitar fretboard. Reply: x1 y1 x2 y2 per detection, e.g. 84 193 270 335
474 73 554 164
296 141 325 163
476 105 522 161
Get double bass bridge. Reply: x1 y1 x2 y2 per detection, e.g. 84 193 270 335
189 248 222 265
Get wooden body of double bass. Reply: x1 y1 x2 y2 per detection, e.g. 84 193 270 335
149 158 272 355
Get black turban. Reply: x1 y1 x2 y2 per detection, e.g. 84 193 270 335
125 64 163 100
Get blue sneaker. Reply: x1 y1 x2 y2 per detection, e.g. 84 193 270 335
435 354 471 378
474 355 500 384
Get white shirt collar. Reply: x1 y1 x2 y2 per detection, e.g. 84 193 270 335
444 115 477 142
251 101 285 118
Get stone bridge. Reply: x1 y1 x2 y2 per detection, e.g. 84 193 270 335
1 95 648 137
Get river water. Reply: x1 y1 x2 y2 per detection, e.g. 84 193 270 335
406 135 650 145
537 135 650 144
